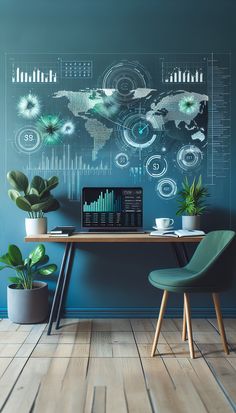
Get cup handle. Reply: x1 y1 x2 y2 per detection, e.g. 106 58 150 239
170 219 174 226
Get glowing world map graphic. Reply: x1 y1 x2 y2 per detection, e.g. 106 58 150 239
5 53 231 220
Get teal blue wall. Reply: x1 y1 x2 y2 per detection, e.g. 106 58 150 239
0 0 236 317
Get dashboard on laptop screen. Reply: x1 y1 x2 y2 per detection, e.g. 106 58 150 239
82 187 143 229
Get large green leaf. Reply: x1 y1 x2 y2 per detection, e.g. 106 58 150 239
31 176 46 194
29 187 39 196
196 175 202 191
0 265 13 271
39 190 50 199
47 176 59 190
16 196 32 212
8 245 23 266
24 257 31 266
24 194 40 205
38 264 57 275
42 198 60 212
37 254 49 265
7 171 29 193
39 177 59 198
29 244 45 266
31 197 54 212
0 253 13 266
8 189 20 202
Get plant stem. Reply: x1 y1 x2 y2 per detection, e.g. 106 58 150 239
17 270 27 289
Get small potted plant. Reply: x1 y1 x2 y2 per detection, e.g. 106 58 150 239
0 244 57 323
7 170 60 235
176 175 208 230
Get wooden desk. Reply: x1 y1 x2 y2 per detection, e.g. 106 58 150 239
25 233 203 334
25 233 203 243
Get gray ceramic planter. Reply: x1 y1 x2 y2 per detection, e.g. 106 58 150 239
7 281 48 324
182 215 201 230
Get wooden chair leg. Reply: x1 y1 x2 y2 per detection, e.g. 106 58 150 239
151 290 169 357
212 293 229 355
182 299 187 341
184 293 195 359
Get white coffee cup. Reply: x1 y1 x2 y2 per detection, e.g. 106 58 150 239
155 217 174 229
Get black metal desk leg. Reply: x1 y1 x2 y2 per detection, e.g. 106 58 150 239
172 243 184 267
55 243 74 330
181 243 189 265
172 243 190 267
47 243 70 335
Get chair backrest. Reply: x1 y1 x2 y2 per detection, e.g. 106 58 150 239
186 230 235 274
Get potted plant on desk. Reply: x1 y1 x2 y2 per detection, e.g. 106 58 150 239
0 244 57 323
176 175 208 230
7 170 60 235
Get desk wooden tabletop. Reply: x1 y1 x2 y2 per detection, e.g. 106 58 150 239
25 233 203 243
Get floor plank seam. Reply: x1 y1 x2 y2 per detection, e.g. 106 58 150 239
207 318 222 337
122 383 130 413
194 340 204 358
161 357 177 389
129 318 157 412
129 319 150 388
202 352 236 412
85 325 92 379
22 325 46 358
29 382 42 413
146 388 156 413
178 360 211 413
0 360 12 380
0 358 28 412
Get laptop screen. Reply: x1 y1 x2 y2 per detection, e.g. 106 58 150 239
82 187 143 229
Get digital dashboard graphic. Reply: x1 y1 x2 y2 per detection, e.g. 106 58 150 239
82 187 143 228
4 53 231 220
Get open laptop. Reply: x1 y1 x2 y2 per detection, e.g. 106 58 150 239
82 187 144 233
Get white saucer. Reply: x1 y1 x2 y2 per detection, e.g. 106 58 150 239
152 226 174 231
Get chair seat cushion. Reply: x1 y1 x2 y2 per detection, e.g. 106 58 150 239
148 267 216 293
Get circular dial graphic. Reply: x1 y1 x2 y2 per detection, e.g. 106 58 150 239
156 178 177 199
146 155 167 178
177 145 203 171
15 126 42 153
115 152 129 168
123 114 156 149
116 76 135 97
101 60 152 103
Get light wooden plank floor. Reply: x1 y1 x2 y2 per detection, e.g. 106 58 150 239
0 318 236 413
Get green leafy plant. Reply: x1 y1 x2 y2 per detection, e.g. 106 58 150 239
176 175 209 216
0 244 57 289
7 170 60 218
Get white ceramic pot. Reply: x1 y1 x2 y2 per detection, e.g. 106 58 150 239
25 217 47 235
182 215 201 230
7 281 48 324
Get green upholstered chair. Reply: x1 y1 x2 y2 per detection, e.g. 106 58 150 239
148 230 236 359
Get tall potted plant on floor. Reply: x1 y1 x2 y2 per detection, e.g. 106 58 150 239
7 170 60 235
176 175 209 230
0 244 57 323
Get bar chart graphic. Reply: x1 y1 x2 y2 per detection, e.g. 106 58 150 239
83 189 122 212
162 61 205 84
11 62 58 83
